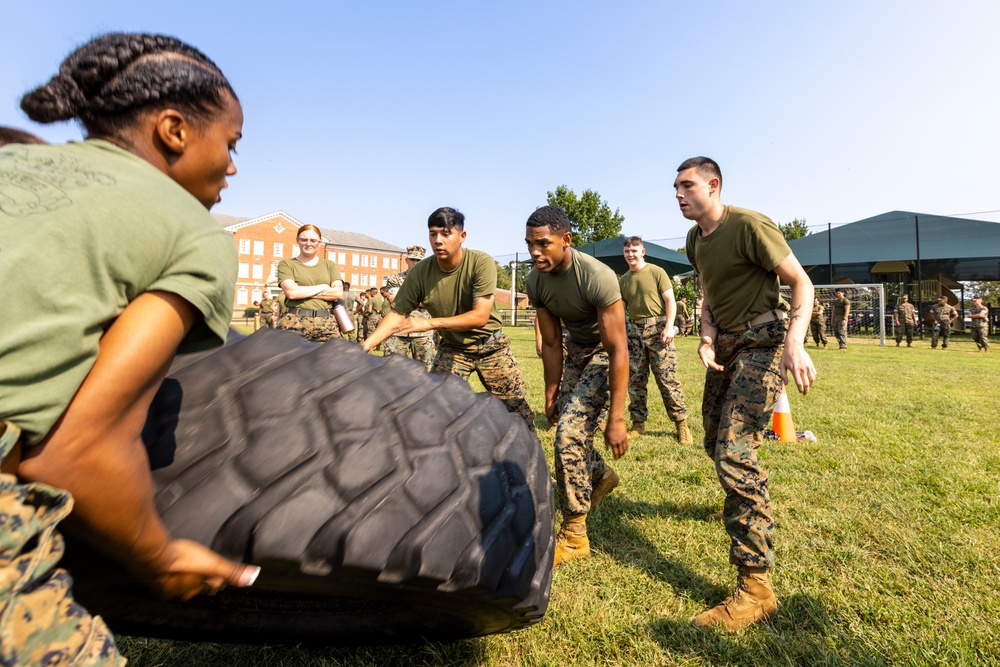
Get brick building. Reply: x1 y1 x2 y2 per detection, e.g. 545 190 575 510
214 211 405 316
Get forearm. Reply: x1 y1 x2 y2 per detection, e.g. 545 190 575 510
606 344 628 426
19 292 195 573
364 310 406 349
541 342 563 408
428 311 490 332
281 283 328 300
785 279 814 345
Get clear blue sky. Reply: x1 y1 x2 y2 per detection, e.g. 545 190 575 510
4 1 999 260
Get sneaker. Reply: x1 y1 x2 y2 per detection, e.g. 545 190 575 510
694 566 777 631
553 514 590 567
590 467 620 513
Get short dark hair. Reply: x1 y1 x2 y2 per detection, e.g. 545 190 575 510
0 126 46 146
427 207 464 231
343 282 350 289
623 235 643 248
526 205 571 236
677 156 722 188
20 32 237 139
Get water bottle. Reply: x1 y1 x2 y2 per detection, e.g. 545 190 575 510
332 300 355 334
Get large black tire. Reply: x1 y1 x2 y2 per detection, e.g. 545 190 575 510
64 328 554 644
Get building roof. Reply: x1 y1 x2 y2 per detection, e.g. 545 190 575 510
320 228 404 253
576 236 692 277
212 211 404 253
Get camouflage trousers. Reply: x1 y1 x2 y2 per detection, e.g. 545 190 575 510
0 422 125 666
931 323 952 348
365 313 384 340
554 337 613 516
383 335 436 371
260 314 275 329
276 311 343 343
809 319 828 346
626 321 687 424
895 322 914 346
834 319 848 348
702 319 786 569
432 330 536 433
971 324 989 350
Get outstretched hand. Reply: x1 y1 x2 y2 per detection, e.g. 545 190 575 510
780 343 817 395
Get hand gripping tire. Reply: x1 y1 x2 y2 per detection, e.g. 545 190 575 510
64 328 554 644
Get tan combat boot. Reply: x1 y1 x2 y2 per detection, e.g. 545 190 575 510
705 509 724 522
553 513 590 567
628 421 645 438
694 566 777 630
676 419 693 446
590 467 620 513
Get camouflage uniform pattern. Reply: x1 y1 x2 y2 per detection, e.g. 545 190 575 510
276 311 343 343
809 304 828 346
832 297 850 349
383 268 437 369
553 337 612 515
626 320 688 423
701 319 786 569
365 302 384 340
1 422 125 667
895 301 916 346
432 330 535 433
259 297 277 329
970 304 989 351
930 302 957 348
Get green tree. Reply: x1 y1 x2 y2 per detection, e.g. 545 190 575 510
496 261 511 291
777 218 810 241
965 280 1000 306
546 185 624 246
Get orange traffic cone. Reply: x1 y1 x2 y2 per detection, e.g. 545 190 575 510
772 389 796 442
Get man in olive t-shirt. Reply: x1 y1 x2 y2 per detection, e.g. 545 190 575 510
618 236 691 445
832 290 850 349
929 295 958 349
526 206 629 568
677 156 815 631
363 207 535 432
894 294 917 347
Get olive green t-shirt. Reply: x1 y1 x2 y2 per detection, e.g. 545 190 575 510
811 303 825 323
526 248 621 346
380 296 392 316
277 258 342 311
895 302 915 323
393 248 501 347
367 294 384 314
833 296 850 318
619 264 673 320
0 140 236 445
685 206 791 331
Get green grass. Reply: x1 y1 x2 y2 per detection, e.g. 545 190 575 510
118 329 1000 666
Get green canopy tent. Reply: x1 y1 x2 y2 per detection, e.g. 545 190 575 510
575 236 692 277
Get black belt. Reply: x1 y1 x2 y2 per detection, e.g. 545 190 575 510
287 308 332 317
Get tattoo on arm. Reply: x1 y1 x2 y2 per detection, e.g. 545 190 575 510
789 304 803 322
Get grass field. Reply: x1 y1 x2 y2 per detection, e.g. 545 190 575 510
119 327 1000 666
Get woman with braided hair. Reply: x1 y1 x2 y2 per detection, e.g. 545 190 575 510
0 33 258 664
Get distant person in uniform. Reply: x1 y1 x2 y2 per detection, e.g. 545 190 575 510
929 295 958 349
365 287 385 344
893 294 917 347
678 156 815 631
618 236 691 445
676 296 692 336
356 290 369 340
969 297 989 352
809 297 828 348
833 289 850 349
384 246 436 370
259 293 277 329
340 282 357 341
363 207 536 432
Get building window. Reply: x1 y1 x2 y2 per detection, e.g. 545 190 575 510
351 272 359 284
352 253 360 265
391 258 399 270
269 263 279 283
360 274 368 286
370 255 377 266
238 262 249 278
274 222 284 234
237 288 249 305
337 252 346 264
252 264 263 279
370 274 377 286
361 255 368 267
253 240 264 256
274 242 283 257
251 289 262 303
381 257 388 269
239 239 250 254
